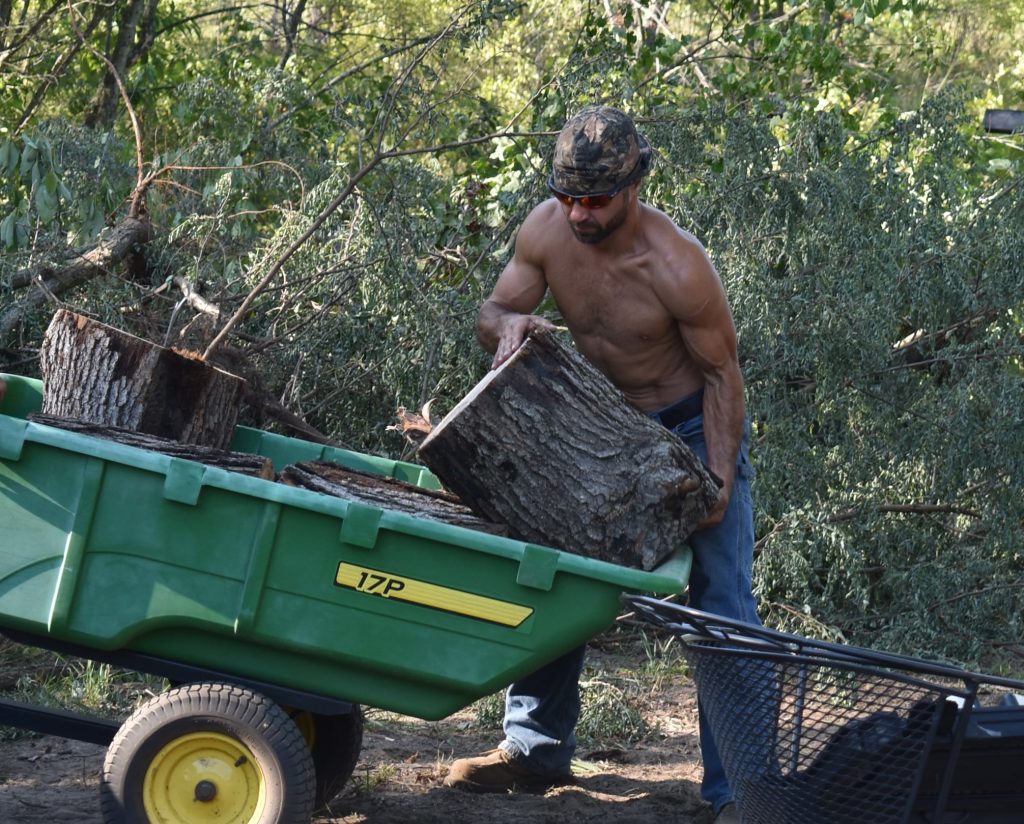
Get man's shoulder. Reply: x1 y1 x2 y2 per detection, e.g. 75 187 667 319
639 203 704 250
518 199 569 250
522 197 563 230
638 204 719 294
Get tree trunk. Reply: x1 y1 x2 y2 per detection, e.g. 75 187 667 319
417 329 721 570
28 413 273 479
40 309 245 450
280 461 507 535
84 0 159 129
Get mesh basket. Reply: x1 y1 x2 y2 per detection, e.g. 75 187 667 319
622 596 1024 824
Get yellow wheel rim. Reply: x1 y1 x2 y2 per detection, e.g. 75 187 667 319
287 708 317 751
142 731 266 823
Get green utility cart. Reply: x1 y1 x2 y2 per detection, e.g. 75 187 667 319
0 373 691 824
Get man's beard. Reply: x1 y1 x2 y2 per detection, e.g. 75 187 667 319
569 201 627 244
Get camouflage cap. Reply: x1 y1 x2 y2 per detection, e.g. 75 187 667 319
551 106 652 195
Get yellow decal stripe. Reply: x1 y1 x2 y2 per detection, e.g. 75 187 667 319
335 563 533 628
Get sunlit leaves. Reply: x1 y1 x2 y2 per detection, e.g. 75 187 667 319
0 134 76 249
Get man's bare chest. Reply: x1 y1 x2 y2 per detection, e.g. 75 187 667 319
547 266 674 343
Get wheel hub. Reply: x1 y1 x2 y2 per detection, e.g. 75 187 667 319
143 731 265 823
194 779 217 802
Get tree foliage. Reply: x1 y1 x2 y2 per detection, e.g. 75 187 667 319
642 95 1024 662
1 0 1023 666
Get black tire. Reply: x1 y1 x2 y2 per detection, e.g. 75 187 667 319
288 707 364 810
100 682 315 824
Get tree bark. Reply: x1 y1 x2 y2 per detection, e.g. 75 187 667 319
280 461 507 535
40 309 245 450
417 329 721 570
28 413 274 479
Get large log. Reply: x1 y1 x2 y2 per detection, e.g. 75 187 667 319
416 330 721 570
280 461 507 535
40 309 244 450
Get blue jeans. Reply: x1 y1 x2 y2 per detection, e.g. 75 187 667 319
499 410 758 814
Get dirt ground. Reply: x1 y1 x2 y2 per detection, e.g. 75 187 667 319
0 640 711 824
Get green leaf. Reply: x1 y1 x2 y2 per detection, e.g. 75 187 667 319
0 140 15 177
0 212 14 248
34 184 58 223
19 145 38 177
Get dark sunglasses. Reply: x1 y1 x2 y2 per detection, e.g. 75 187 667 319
546 175 631 210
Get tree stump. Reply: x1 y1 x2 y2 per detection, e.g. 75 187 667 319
416 329 721 570
40 309 245 450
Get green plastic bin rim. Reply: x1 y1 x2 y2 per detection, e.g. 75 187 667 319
0 373 43 420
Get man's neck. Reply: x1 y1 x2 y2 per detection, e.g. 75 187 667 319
583 200 643 256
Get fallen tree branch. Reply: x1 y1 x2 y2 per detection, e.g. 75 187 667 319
754 495 986 554
831 502 984 523
0 215 153 337
200 127 547 361
172 275 221 319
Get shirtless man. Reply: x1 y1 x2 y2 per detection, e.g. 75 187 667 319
443 107 758 824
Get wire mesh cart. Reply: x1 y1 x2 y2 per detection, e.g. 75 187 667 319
623 595 1024 824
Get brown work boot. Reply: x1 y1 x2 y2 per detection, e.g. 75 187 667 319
443 748 572 793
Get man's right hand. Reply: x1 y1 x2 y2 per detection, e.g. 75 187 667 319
492 314 557 369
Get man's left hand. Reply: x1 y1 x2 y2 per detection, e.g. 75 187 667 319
697 489 729 530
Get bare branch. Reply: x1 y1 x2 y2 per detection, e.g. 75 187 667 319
201 127 546 361
15 2 106 133
151 3 262 38
276 0 307 71
0 0 64 74
266 33 439 131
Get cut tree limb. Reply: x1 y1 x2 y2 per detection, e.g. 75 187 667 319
40 309 245 450
28 413 274 479
280 461 507 535
417 329 721 570
1 216 153 337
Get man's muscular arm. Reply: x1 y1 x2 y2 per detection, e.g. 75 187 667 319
654 231 745 527
477 206 557 368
